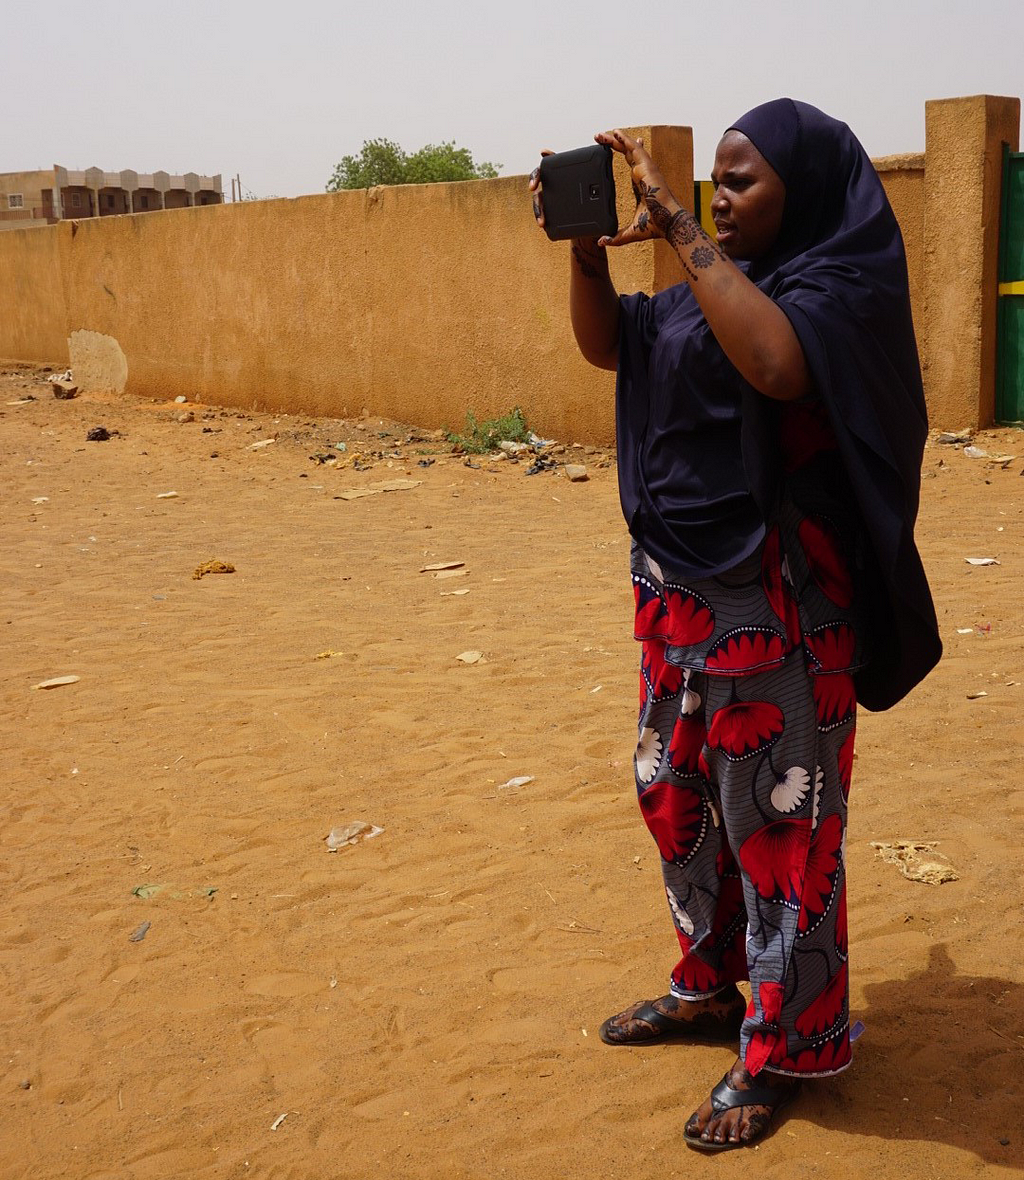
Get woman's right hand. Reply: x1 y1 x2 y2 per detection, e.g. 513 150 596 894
528 150 554 231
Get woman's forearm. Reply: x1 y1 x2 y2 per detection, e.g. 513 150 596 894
569 237 620 372
646 196 809 401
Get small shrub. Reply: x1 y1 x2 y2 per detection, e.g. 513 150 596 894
445 407 531 454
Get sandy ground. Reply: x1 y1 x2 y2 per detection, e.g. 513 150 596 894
1 363 1023 1180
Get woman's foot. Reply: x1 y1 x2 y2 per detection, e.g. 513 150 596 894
598 984 745 1045
684 1057 800 1150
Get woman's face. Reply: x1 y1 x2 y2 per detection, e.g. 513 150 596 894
710 131 786 261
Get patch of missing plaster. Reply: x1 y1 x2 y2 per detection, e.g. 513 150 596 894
68 330 128 395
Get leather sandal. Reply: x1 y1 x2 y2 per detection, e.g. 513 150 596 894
598 985 745 1046
683 1070 800 1151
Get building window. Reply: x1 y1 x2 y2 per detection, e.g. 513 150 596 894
7 193 24 209
140 194 148 209
71 192 82 208
105 194 114 209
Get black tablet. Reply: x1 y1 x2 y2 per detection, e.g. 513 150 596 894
538 144 618 241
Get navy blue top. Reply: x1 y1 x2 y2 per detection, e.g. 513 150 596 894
615 99 942 711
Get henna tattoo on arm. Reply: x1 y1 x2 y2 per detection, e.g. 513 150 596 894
571 241 605 280
659 208 729 282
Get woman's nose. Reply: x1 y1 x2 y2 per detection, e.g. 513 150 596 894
710 187 727 214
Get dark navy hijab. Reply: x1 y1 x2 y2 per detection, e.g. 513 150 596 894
616 99 941 710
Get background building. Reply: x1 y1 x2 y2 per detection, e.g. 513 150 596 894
0 166 222 231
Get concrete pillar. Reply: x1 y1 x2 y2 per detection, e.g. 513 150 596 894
922 95 1021 428
92 188 101 217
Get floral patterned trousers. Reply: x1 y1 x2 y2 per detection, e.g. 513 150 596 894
635 639 856 1078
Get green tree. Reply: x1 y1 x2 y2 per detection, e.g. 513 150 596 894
326 139 500 191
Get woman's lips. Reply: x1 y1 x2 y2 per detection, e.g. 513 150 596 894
714 222 735 242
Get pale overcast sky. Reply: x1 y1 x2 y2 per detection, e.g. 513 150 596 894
3 0 1022 198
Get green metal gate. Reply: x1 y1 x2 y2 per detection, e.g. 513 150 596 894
997 145 1024 423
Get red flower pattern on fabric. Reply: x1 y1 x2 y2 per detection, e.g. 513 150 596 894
795 962 848 1038
778 1030 851 1075
668 713 705 778
758 981 785 1025
704 627 786 673
671 945 723 995
739 817 812 901
812 671 856 730
745 1027 789 1075
798 515 854 608
838 729 855 800
641 639 683 700
639 781 705 863
664 586 715 647
634 578 669 640
806 622 857 672
797 813 843 932
707 700 785 761
760 527 801 648
834 881 848 957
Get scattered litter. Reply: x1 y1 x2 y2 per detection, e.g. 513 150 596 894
420 561 465 573
156 491 179 499
314 649 344 660
433 569 467 580
870 840 958 884
86 426 111 442
564 464 588 482
441 588 470 596
975 623 992 635
850 1020 866 1042
990 453 1017 465
6 398 35 406
963 445 988 458
936 429 972 444
417 458 435 467
528 432 555 447
270 1113 289 1132
249 438 276 449
335 478 421 501
335 442 347 452
965 557 1000 566
456 650 485 664
131 884 218 900
463 458 481 469
499 776 534 790
31 497 49 504
325 822 384 851
590 685 604 693
192 559 235 580
525 456 558 475
128 921 151 943
31 675 80 690
174 395 188 404
966 690 989 700
956 628 973 634
498 440 531 456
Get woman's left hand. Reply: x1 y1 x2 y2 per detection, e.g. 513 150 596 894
595 129 683 248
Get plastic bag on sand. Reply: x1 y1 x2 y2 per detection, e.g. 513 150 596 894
325 822 384 851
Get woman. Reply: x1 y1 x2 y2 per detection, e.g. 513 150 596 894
530 100 941 1150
